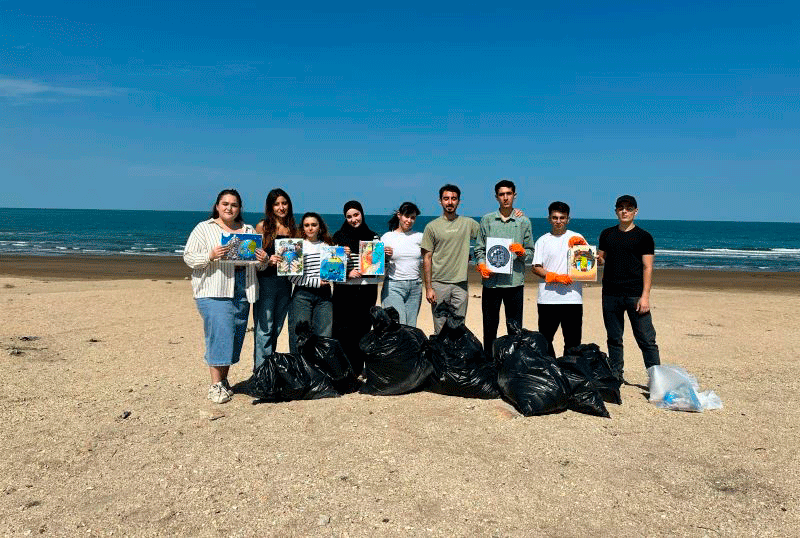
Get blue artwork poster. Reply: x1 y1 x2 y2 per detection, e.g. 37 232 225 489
221 233 262 264
320 245 346 282
359 240 385 276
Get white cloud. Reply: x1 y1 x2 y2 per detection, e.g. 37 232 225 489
0 76 124 104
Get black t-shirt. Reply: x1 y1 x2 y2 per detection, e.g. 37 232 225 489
598 225 655 297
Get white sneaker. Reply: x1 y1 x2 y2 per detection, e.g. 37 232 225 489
207 382 233 404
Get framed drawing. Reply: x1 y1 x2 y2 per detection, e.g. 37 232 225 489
275 238 304 276
359 240 385 276
320 245 347 282
485 237 512 274
568 244 598 282
220 233 262 264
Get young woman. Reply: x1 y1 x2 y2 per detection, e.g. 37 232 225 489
332 200 380 385
184 189 267 404
380 202 423 326
252 189 297 373
288 212 334 355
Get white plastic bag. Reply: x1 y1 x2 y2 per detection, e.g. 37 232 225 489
647 364 722 412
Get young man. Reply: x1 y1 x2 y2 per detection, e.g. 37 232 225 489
473 180 534 355
532 201 586 357
597 195 660 381
421 184 480 334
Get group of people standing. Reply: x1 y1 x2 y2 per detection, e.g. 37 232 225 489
184 189 427 403
184 183 660 404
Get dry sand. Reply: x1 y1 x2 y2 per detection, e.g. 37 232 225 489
1 256 798 537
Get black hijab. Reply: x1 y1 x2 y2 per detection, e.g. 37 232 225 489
333 200 378 251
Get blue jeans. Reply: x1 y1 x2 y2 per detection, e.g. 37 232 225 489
252 274 292 372
288 286 333 355
602 294 660 378
380 278 423 326
195 270 250 367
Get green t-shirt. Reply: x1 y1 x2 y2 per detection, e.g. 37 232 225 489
420 215 479 283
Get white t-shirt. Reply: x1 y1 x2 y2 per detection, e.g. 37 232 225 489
532 230 584 304
381 230 423 280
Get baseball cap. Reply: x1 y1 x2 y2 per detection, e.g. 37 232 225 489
615 195 637 208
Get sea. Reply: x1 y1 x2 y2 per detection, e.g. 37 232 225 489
1 208 799 273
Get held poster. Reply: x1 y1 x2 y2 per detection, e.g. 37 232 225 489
220 233 262 264
359 241 385 276
320 245 347 282
485 237 512 274
568 244 598 282
275 238 304 276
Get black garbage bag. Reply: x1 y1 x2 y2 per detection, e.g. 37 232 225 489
296 322 353 382
494 321 570 416
426 302 499 399
497 348 570 416
558 354 610 418
492 319 552 367
359 306 433 396
562 344 622 404
253 352 339 402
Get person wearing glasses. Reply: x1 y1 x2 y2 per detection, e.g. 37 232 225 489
597 195 661 382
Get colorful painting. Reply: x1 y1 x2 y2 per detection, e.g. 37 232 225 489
485 237 512 274
568 244 598 282
275 238 304 276
220 233 262 264
359 240 385 276
320 245 347 282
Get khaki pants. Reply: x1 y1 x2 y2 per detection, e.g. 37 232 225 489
430 281 469 334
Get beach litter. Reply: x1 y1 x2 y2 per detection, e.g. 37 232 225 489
253 352 338 402
494 323 616 418
426 302 499 399
359 306 432 396
647 364 723 412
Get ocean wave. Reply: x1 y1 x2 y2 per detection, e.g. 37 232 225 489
656 248 800 258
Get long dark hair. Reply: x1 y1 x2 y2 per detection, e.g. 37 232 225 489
262 188 298 245
211 188 244 224
388 201 421 231
300 212 333 245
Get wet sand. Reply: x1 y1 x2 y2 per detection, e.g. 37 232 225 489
1 254 798 294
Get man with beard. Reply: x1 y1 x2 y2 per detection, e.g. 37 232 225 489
421 184 480 334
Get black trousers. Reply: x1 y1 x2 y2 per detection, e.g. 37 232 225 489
481 285 524 357
332 284 378 382
537 303 583 357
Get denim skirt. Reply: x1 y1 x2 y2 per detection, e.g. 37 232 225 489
195 270 250 366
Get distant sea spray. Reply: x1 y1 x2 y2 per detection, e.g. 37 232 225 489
1 209 799 273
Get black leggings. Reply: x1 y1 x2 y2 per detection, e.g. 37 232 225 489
332 284 378 380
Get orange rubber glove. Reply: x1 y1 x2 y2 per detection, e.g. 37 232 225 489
476 263 492 278
568 236 587 247
509 243 526 257
545 272 573 285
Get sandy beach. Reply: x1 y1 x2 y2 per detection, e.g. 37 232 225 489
1 255 798 536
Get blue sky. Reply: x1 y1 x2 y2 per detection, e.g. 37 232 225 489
2 1 798 221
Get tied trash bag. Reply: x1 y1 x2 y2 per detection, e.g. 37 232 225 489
359 306 433 396
557 354 610 418
562 344 622 405
647 364 723 412
295 322 353 382
426 302 499 399
492 320 552 366
495 323 570 416
253 353 339 402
